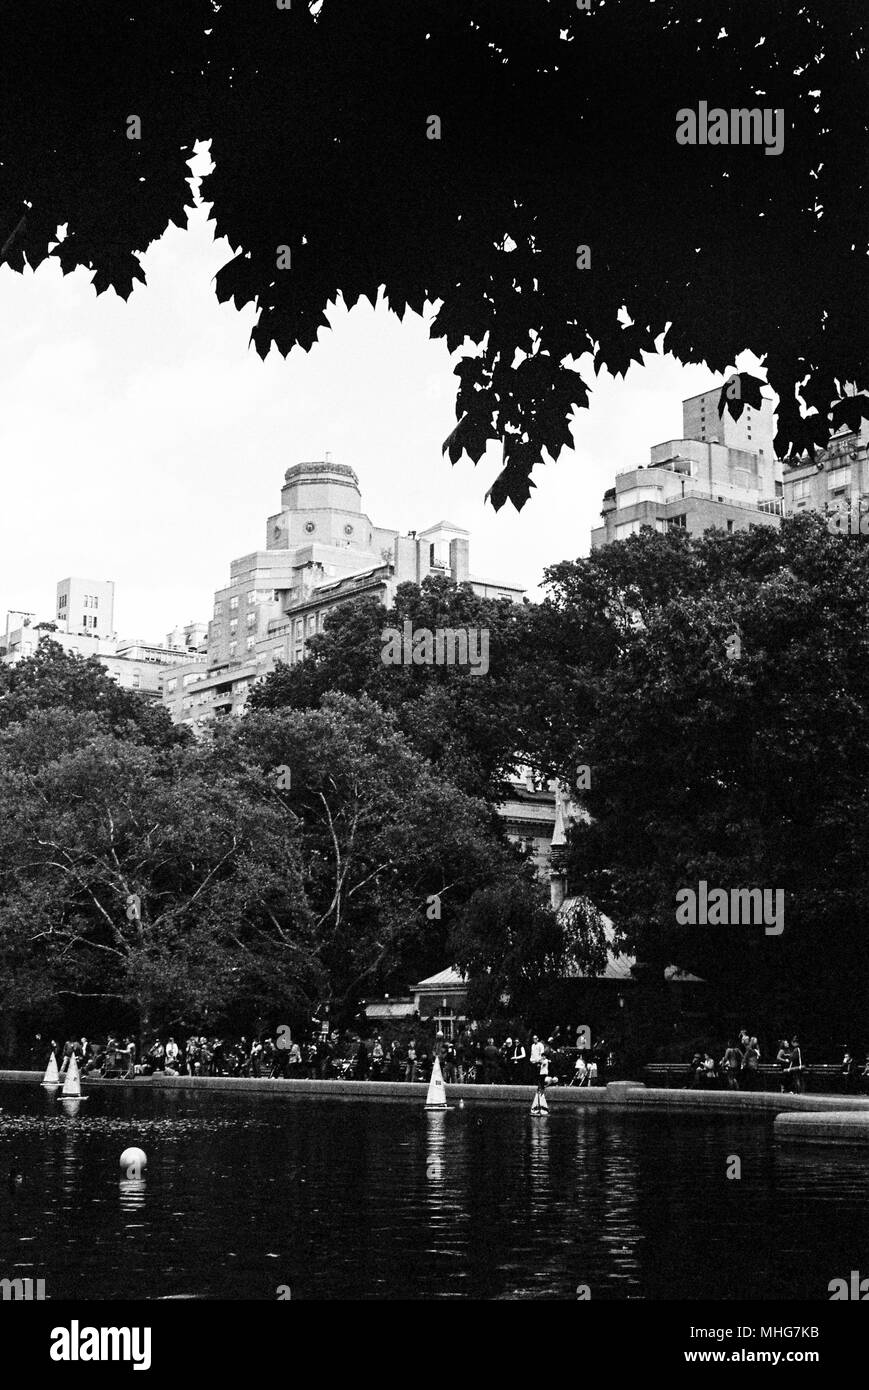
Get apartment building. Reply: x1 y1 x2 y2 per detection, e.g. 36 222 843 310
591 387 783 549
163 458 524 727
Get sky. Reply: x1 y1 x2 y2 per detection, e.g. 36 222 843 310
0 146 761 643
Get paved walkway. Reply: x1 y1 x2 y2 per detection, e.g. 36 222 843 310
3 1068 869 1119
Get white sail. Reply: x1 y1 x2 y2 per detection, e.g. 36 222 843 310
61 1052 81 1097
531 1089 549 1114
424 1056 448 1109
41 1051 60 1086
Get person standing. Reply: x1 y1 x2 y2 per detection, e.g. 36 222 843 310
508 1037 527 1080
529 1034 544 1085
405 1038 419 1083
741 1037 760 1091
483 1036 501 1084
536 1042 551 1105
788 1036 804 1094
719 1040 741 1091
165 1037 179 1073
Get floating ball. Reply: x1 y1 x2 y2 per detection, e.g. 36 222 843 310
120 1146 147 1178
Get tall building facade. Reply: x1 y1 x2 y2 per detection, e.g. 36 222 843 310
162 459 524 727
781 417 869 521
55 577 116 639
591 388 783 549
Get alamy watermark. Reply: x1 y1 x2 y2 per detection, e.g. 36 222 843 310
1 1277 45 1301
676 881 784 935
828 505 869 536
676 103 784 156
380 622 489 675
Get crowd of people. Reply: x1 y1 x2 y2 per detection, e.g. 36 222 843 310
35 1024 614 1088
687 1031 804 1091
36 1025 869 1094
687 1030 869 1094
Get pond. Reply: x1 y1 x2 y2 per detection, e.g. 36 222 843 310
0 1082 864 1300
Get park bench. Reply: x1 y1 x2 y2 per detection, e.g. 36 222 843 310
644 1062 853 1094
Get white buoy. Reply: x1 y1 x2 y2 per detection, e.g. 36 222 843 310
57 1052 88 1101
41 1051 60 1087
120 1147 147 1179
424 1056 448 1110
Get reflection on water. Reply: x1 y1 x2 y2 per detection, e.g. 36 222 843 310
0 1082 865 1300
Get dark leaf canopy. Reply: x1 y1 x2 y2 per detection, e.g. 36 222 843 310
1 1 865 506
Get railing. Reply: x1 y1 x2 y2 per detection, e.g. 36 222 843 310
674 488 783 516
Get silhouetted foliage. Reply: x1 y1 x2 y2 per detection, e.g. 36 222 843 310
1 1 865 507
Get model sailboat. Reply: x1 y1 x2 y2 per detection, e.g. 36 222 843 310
57 1052 88 1101
41 1051 60 1087
424 1056 448 1110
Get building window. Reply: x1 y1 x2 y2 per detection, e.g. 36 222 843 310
247 591 257 605
229 596 239 611
229 642 237 658
229 619 238 634
667 514 687 529
793 478 811 500
246 613 256 628
828 467 851 489
166 678 177 694
132 674 140 688
246 636 255 651
726 520 734 533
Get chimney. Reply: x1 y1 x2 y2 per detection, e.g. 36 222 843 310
449 537 470 583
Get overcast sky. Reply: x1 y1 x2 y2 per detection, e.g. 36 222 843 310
0 146 762 642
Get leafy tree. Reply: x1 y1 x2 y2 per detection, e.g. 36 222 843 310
450 879 607 1019
2 1 865 507
540 516 869 1040
0 638 186 748
0 717 317 1036
230 694 523 1016
248 576 538 802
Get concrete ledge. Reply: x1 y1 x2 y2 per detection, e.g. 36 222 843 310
3 1070 869 1115
774 1111 869 1144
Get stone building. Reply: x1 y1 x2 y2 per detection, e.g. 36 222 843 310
591 387 783 549
162 458 524 727
781 417 869 522
1 587 205 698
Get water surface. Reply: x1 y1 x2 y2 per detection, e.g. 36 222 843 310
0 1082 863 1299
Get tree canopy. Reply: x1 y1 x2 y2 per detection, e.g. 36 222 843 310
542 515 869 1039
2 1 865 508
